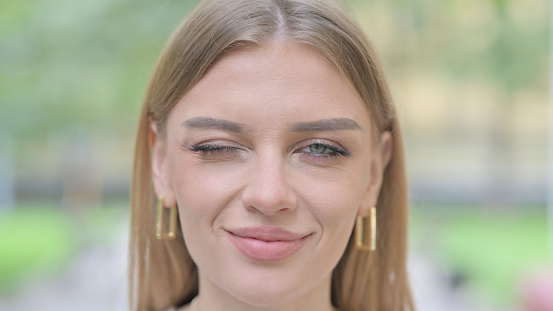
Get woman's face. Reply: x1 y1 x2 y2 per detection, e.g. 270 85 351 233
152 42 391 308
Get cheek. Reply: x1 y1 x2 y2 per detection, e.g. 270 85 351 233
300 157 372 247
292 175 362 277
168 155 249 227
316 183 362 234
303 157 371 213
168 157 249 265
297 169 367 233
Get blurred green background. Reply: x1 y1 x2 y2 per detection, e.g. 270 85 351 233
0 0 549 310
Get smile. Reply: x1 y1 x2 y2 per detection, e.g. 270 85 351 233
226 227 309 261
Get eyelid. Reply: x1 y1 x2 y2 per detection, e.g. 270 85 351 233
182 138 245 150
183 141 249 164
180 138 248 157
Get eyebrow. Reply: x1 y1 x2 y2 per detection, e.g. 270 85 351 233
182 117 244 133
291 118 361 132
181 117 361 133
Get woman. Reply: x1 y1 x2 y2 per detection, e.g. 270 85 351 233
129 0 414 310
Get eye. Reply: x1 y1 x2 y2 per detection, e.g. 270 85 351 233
191 143 238 154
308 144 332 155
185 141 247 161
296 141 351 160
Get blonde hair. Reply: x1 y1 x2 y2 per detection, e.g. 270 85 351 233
129 0 414 310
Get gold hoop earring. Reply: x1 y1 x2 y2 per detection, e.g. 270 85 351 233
156 196 177 240
355 207 376 251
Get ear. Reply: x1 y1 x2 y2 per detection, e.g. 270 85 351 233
358 131 393 217
150 121 177 208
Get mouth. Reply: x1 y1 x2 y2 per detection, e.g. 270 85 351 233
226 226 309 261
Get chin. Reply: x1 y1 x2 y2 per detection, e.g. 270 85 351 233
217 264 322 307
231 284 303 307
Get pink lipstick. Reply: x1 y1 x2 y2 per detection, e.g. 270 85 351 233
226 227 308 261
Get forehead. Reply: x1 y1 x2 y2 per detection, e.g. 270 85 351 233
169 42 372 132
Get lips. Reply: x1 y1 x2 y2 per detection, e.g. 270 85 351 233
226 227 309 261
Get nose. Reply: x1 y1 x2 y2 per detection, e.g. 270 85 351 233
241 154 297 216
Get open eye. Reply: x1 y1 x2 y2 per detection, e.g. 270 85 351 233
308 144 333 155
296 141 351 159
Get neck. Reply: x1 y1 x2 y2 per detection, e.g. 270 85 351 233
194 271 335 311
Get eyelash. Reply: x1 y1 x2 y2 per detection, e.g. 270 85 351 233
189 143 242 156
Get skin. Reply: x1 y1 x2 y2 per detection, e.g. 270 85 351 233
151 42 392 311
